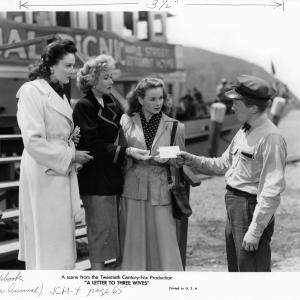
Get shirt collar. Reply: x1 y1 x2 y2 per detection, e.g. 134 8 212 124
95 95 104 107
139 109 162 123
47 80 65 99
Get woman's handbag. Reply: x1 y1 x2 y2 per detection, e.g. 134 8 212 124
167 122 192 220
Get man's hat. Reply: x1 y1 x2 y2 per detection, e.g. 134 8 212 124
225 75 275 102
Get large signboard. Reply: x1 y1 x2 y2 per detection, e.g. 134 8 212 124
0 20 182 75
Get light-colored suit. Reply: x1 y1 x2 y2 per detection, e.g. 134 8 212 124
16 79 81 270
120 112 185 206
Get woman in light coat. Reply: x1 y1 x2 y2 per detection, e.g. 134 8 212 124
120 77 185 271
16 39 92 270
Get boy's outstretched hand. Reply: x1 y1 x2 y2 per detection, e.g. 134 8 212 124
176 151 194 166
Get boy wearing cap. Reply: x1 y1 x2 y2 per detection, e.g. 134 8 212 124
178 75 287 272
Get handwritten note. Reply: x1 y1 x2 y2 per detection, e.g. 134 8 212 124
146 0 179 10
0 272 43 297
158 146 180 159
0 271 160 299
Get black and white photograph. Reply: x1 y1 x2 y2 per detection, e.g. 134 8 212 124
0 0 300 298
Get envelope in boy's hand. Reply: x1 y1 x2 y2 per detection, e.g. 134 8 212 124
158 146 180 159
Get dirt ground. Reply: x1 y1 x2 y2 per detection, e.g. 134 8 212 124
186 110 300 271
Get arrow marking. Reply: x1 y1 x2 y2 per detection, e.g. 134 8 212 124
19 0 139 9
186 1 284 11
19 0 285 11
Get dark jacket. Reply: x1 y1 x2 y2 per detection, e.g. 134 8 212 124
73 91 127 196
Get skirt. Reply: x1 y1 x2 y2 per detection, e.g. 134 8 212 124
82 195 119 263
119 197 183 271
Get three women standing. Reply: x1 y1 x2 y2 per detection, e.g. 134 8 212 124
17 41 185 270
16 40 93 270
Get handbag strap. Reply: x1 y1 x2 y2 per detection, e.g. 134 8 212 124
170 121 178 147
167 121 178 185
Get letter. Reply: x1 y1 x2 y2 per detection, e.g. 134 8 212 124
82 36 97 56
82 35 97 56
108 38 113 56
116 40 124 65
28 31 40 59
75 34 83 54
99 37 113 56
4 29 26 59
57 33 74 42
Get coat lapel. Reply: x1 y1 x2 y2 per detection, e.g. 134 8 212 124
151 113 171 150
131 113 147 149
35 79 73 122
86 92 119 130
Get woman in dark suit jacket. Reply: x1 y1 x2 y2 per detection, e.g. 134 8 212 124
73 55 150 270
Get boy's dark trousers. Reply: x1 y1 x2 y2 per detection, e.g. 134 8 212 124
224 188 275 272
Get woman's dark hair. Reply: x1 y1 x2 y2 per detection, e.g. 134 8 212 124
126 77 168 116
242 97 271 113
29 39 77 80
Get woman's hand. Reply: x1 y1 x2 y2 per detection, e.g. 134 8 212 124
152 155 169 164
70 126 81 147
126 147 151 160
75 150 93 165
176 151 194 166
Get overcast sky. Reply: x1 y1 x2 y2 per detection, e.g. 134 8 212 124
167 0 300 98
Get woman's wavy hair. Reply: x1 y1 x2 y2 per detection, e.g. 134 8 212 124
126 77 169 116
28 39 77 81
77 54 115 93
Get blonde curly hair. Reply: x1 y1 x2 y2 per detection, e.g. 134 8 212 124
77 54 115 93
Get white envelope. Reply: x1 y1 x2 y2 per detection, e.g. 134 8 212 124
158 146 180 159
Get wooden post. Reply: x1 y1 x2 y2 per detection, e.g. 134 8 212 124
270 96 286 126
208 102 226 157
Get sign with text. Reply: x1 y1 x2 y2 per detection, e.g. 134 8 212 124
0 20 182 75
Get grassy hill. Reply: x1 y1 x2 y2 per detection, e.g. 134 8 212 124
182 46 296 103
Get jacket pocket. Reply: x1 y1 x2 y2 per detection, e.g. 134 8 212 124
149 167 171 205
122 167 147 200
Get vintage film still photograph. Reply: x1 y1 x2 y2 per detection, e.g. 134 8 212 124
0 0 300 285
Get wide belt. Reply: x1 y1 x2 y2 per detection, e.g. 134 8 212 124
226 185 257 198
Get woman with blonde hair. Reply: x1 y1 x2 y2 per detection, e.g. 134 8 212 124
119 77 185 271
73 55 150 270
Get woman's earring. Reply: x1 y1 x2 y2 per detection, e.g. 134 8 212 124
50 68 54 74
